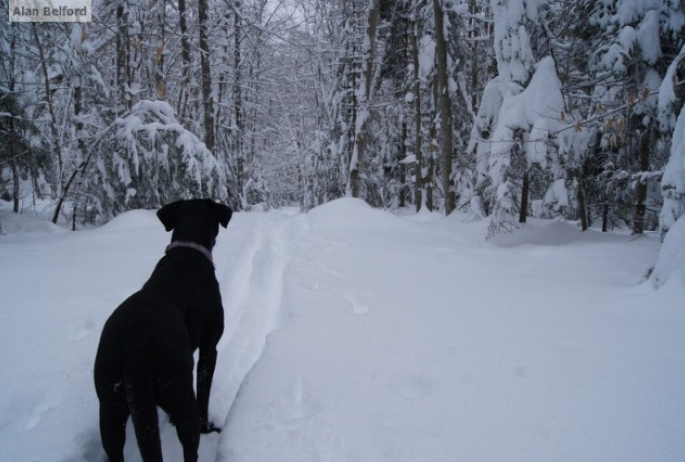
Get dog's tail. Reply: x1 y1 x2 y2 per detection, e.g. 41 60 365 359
123 338 163 461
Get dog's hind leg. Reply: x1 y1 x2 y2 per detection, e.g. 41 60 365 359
126 378 163 462
99 400 128 462
158 362 201 462
124 344 164 462
168 395 201 462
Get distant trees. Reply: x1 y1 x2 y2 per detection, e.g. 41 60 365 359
1 0 684 246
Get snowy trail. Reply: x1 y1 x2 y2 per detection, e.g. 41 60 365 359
211 210 297 452
150 209 300 462
1 199 684 462
217 200 685 462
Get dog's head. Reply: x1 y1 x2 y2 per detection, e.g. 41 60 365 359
157 199 233 250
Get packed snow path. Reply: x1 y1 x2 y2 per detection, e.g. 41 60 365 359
0 198 684 462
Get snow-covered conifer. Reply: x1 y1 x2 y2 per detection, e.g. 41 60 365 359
88 101 229 220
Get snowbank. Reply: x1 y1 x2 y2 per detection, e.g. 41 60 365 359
0 201 67 238
652 214 685 288
99 209 159 232
490 219 631 247
305 197 407 232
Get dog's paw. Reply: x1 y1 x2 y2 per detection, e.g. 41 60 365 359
200 421 222 434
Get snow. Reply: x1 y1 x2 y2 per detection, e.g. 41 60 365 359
598 2 684 75
492 0 539 85
652 214 685 288
485 57 565 196
418 35 436 80
660 103 685 235
636 10 662 64
658 43 685 129
1 198 684 462
542 179 570 213
615 0 661 25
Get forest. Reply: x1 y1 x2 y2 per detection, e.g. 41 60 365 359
2 3 685 458
1 0 685 244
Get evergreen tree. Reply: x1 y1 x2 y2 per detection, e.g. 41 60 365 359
585 0 685 233
86 100 229 221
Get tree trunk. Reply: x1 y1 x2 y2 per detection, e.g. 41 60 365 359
71 75 89 227
576 170 588 231
177 0 191 119
52 164 86 227
602 204 609 232
116 1 131 115
433 0 455 215
510 128 527 225
519 173 529 223
199 0 215 153
234 1 244 204
411 16 423 211
33 25 65 224
633 125 651 234
154 1 166 100
349 0 381 199
6 47 20 214
426 153 435 212
9 136 20 214
399 119 408 208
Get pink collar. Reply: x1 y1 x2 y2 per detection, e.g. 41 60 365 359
165 241 214 265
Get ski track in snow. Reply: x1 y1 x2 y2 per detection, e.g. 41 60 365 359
211 211 295 459
154 209 299 462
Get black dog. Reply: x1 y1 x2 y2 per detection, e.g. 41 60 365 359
94 199 232 462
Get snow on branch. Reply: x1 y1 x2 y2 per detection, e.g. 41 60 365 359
91 100 229 219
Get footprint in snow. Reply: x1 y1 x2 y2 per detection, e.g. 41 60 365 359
343 290 369 315
9 384 63 431
271 376 322 421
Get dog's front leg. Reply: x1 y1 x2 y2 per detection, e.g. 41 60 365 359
197 346 221 433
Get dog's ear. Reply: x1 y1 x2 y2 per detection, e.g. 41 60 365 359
157 201 181 232
214 203 233 228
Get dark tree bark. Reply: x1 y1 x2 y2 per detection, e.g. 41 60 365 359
349 0 381 199
519 173 529 223
154 1 166 100
411 15 423 211
116 1 131 115
399 119 408 208
199 0 216 153
433 0 455 215
575 168 588 231
234 1 244 200
633 125 651 234
177 0 191 119
9 138 20 214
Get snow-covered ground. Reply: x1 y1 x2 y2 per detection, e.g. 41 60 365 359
1 198 683 462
